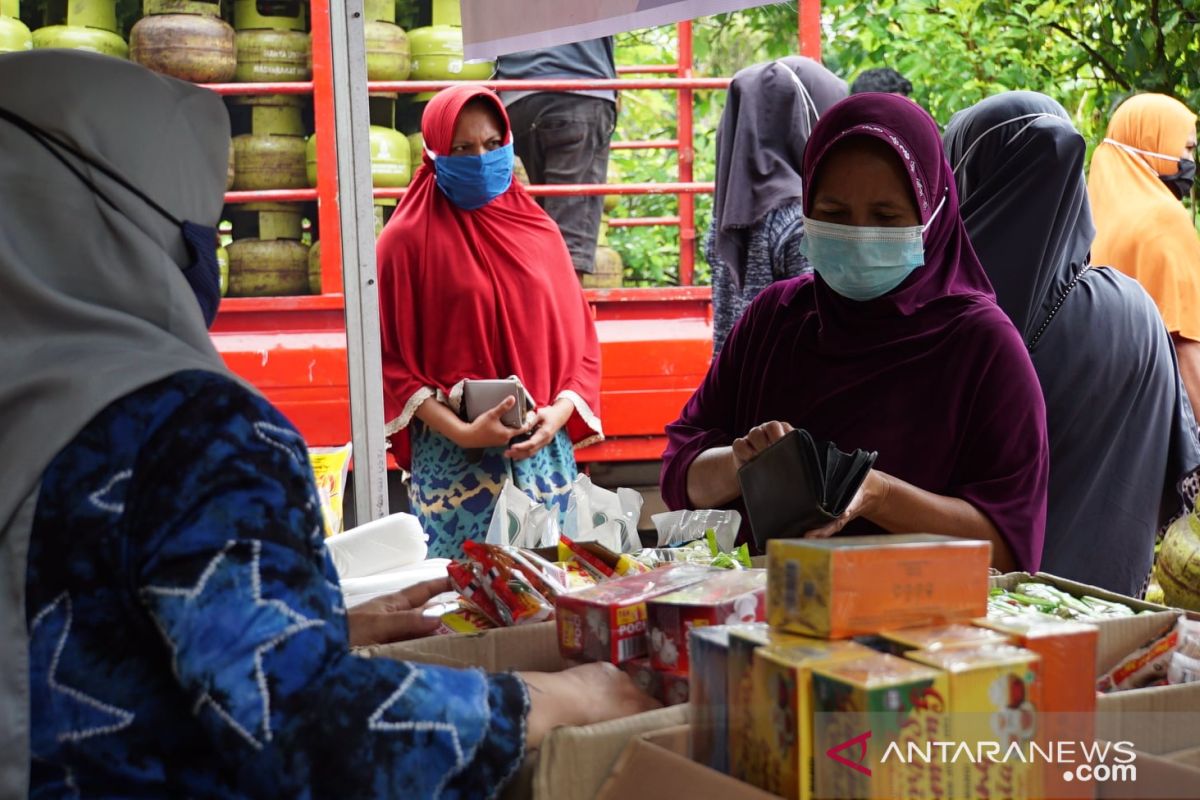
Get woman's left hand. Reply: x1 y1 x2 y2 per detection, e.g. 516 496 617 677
346 577 453 647
505 398 575 461
803 469 888 539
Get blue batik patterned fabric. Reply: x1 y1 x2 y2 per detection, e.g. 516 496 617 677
25 370 527 799
407 419 576 559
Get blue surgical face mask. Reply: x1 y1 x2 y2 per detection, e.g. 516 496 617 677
800 195 946 301
0 106 223 327
429 142 514 210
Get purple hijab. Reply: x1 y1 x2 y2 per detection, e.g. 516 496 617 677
661 94 1049 570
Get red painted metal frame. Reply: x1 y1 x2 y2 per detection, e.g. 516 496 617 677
210 5 827 468
799 0 822 59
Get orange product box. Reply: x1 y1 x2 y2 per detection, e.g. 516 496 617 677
811 652 950 800
866 623 1013 656
555 564 713 664
646 568 766 675
766 534 991 639
907 644 1042 800
975 617 1098 800
746 639 876 799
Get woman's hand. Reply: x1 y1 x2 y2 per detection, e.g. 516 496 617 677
505 398 575 461
457 396 532 450
346 577 453 647
519 662 662 749
803 469 888 539
731 420 794 470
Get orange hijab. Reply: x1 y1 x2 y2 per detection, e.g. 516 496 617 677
1089 93 1200 340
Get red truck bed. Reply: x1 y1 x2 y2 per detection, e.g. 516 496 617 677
210 286 713 465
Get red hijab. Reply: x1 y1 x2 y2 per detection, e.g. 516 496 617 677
377 86 602 470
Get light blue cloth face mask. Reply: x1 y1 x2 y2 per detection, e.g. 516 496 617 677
800 194 946 301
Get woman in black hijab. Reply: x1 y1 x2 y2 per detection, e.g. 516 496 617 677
706 56 847 356
945 90 1200 596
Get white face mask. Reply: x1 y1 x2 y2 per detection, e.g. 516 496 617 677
951 112 1056 175
1103 137 1184 166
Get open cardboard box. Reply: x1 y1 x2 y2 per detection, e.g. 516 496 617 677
1094 681 1200 799
597 725 778 800
991 572 1183 675
358 622 688 800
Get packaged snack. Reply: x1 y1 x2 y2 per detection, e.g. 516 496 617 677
446 559 503 627
652 508 741 551
469 545 554 627
988 582 1143 620
559 535 651 580
908 644 1042 800
689 625 740 774
636 528 753 570
485 481 560 548
436 602 499 635
556 559 599 591
464 541 567 600
867 623 1012 656
646 569 767 674
564 474 643 553
621 657 663 699
976 617 1098 799
661 671 690 706
1096 616 1182 692
767 534 991 638
308 443 351 537
555 564 713 664
749 639 877 799
726 626 849 782
811 653 950 800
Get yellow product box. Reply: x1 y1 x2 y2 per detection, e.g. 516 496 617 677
767 534 991 639
747 639 876 799
728 624 814 781
867 623 1013 656
811 652 950 800
907 644 1042 800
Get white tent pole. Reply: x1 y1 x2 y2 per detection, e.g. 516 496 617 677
328 0 389 524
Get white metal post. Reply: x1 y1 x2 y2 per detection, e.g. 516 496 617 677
328 0 389 524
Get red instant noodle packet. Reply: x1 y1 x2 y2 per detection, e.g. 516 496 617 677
446 559 503 627
469 545 554 626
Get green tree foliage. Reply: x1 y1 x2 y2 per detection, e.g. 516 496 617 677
609 0 1200 285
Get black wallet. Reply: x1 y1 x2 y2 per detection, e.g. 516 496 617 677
737 429 878 550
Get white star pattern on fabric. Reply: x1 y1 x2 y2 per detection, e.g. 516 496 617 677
88 469 131 514
141 540 324 751
254 421 326 541
29 594 135 745
368 668 465 766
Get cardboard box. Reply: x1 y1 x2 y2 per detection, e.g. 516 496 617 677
555 564 713 664
361 621 689 800
597 726 778 800
748 639 876 799
810 652 951 800
688 625 735 774
767 534 991 639
976 617 1099 799
866 622 1013 655
1094 681 1200 799
907 643 1042 800
728 624 820 781
646 568 766 674
989 572 1181 676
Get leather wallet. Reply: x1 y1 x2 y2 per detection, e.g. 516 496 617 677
462 378 527 429
737 428 878 550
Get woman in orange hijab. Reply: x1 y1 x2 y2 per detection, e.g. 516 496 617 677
1089 93 1200 406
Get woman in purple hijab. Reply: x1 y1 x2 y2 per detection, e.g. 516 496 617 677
661 93 1049 572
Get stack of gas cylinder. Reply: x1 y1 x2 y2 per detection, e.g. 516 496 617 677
31 0 127 58
0 0 31 54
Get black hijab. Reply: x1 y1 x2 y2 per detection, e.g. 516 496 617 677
711 56 846 289
946 91 1200 595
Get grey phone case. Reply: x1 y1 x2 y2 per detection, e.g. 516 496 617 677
462 379 527 428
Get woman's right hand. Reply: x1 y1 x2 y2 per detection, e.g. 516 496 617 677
455 396 532 450
731 420 794 470
519 662 662 749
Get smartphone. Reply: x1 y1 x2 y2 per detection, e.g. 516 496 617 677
462 379 527 429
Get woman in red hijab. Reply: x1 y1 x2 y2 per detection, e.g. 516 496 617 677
377 86 603 558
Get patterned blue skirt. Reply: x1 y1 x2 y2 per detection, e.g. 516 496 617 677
407 420 577 559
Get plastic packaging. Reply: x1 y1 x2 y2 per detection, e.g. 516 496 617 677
484 480 560 549
564 474 643 553
308 443 352 536
325 512 427 579
652 508 741 551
